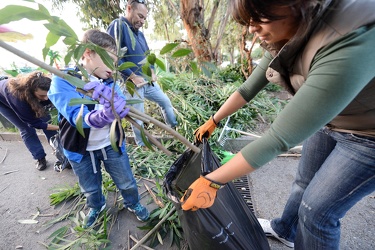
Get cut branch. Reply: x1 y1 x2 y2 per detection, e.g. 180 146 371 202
125 116 172 156
129 206 176 250
128 107 200 153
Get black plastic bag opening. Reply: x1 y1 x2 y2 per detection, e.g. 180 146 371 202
164 139 270 250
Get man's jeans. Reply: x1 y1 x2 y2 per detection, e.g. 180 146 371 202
271 127 375 250
125 81 177 146
69 145 140 209
0 103 56 160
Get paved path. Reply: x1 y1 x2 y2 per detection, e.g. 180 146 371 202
250 157 375 250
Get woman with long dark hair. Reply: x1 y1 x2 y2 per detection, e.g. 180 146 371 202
0 72 59 170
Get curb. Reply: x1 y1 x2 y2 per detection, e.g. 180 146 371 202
0 132 47 142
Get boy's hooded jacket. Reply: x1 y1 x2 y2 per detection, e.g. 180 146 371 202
48 75 126 163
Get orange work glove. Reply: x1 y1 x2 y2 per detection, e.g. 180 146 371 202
180 175 224 211
194 116 219 142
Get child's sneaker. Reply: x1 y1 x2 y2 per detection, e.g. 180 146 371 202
127 202 149 222
82 204 106 229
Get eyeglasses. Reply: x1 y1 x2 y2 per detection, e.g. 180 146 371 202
129 0 147 5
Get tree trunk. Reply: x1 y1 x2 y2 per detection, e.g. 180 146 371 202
229 47 234 65
180 0 214 62
240 27 256 78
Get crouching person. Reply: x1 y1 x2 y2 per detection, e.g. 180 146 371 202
48 29 149 228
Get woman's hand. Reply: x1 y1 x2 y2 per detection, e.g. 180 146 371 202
180 175 224 211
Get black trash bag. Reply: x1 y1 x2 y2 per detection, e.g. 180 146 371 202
164 139 270 250
49 133 71 172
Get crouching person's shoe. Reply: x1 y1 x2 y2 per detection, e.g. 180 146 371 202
258 218 294 248
36 157 47 171
127 202 149 222
83 204 106 229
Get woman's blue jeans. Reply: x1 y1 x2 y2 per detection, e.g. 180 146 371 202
271 127 375 249
124 81 177 146
69 145 140 209
0 103 55 160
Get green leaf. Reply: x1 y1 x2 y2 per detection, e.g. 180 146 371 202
125 80 136 96
110 120 119 152
140 128 154 150
127 99 143 105
202 61 218 72
121 21 136 50
155 58 166 71
94 46 115 71
68 98 97 106
4 70 18 77
157 232 163 245
44 21 77 40
42 47 50 62
73 44 86 60
63 36 77 46
45 31 60 48
159 43 179 55
75 104 85 138
147 53 156 65
118 61 137 71
201 64 212 78
64 74 86 88
171 48 192 58
64 47 75 66
142 63 152 79
37 2 50 16
0 5 51 25
47 226 69 240
76 64 89 80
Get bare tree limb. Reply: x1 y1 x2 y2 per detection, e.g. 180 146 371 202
207 0 221 38
213 0 230 56
125 116 172 156
129 206 176 250
129 235 155 250
128 107 200 153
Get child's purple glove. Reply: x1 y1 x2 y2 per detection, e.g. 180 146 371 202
86 96 130 128
108 96 130 119
83 81 113 105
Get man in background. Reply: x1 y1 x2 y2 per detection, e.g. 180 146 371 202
107 0 177 147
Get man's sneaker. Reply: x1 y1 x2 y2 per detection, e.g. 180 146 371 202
258 218 294 248
82 204 106 229
36 157 47 171
127 202 149 222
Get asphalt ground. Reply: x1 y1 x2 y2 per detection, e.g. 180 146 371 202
0 133 374 250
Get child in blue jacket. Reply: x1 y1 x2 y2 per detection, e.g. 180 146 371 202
48 29 149 228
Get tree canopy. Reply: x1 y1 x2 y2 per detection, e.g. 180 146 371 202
50 0 254 65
